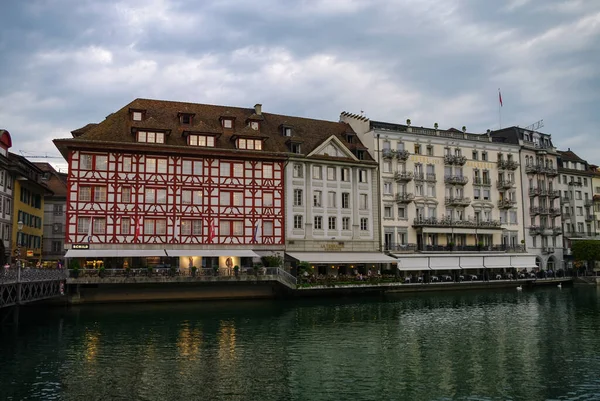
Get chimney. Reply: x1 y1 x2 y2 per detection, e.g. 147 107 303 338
254 104 262 115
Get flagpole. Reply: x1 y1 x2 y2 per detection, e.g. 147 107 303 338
498 88 502 129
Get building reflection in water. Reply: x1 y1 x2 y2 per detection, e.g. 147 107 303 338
84 329 100 363
177 322 203 361
217 320 237 363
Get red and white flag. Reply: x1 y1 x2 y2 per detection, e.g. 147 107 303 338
87 217 93 243
208 219 216 243
498 89 503 107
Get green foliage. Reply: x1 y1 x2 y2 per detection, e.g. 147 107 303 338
191 265 197 276
98 265 106 278
261 254 283 267
70 259 81 270
572 240 600 262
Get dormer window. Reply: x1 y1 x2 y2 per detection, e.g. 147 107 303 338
290 143 301 154
283 127 292 137
346 134 354 143
131 111 144 121
356 150 365 160
222 119 233 129
188 134 215 147
237 138 263 150
179 113 194 125
137 131 165 144
250 121 260 131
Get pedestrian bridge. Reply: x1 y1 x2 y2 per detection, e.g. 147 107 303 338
0 269 67 308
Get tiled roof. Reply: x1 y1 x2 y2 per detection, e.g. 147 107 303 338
33 162 67 197
63 98 373 162
71 123 98 137
558 149 585 162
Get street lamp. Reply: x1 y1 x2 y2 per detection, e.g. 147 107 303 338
16 220 23 273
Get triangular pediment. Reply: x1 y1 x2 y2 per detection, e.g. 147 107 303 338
307 135 358 161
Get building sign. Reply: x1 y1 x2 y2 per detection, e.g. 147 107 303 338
72 244 90 249
26 250 34 257
321 243 345 251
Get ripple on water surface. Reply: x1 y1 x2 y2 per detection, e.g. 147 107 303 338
2 288 600 400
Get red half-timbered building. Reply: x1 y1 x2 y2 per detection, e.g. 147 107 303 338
54 99 291 270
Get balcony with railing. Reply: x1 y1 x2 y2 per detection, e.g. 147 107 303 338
413 216 502 229
552 226 563 236
444 154 467 166
584 199 594 207
395 193 415 203
445 175 469 185
538 207 550 215
497 179 515 190
568 181 583 187
544 167 558 177
529 226 542 236
585 214 594 222
498 160 519 170
530 207 540 215
473 177 492 186
498 199 517 209
549 208 561 216
415 173 436 182
529 187 539 197
560 197 571 204
382 149 395 159
549 190 560 199
542 247 555 254
563 212 571 220
525 164 543 174
394 171 413 182
396 149 410 161
445 197 471 206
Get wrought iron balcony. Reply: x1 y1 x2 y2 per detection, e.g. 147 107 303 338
529 188 539 197
413 216 502 229
568 181 583 187
584 199 594 207
395 193 415 203
445 175 469 185
525 164 543 174
549 190 560 198
529 226 541 235
538 207 550 215
385 243 418 253
498 160 519 170
560 197 571 204
530 207 540 215
473 177 492 186
445 197 471 206
396 149 410 161
498 199 517 209
415 173 436 182
542 247 555 254
394 171 413 182
549 208 561 216
585 215 594 222
444 154 467 165
497 179 515 190
563 212 571 220
544 167 558 177
382 149 395 159
538 188 549 197
552 227 563 236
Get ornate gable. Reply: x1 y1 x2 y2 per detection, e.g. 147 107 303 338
307 135 358 161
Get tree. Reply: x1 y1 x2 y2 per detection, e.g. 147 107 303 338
571 240 600 270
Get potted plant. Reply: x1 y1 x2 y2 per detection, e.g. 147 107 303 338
447 242 455 251
477 241 484 251
70 259 80 278
213 265 219 276
233 265 239 277
98 265 106 278
147 265 153 276
191 265 197 277
125 265 131 277
169 265 177 277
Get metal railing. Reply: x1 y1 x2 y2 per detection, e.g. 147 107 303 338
413 216 502 229
396 150 410 161
445 175 469 185
394 171 413 182
445 197 471 206
498 160 519 170
0 268 67 285
444 155 467 165
498 199 517 208
497 179 515 189
473 177 492 186
395 193 415 203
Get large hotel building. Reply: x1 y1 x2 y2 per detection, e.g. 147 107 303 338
54 99 394 273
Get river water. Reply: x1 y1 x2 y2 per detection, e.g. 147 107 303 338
2 287 600 401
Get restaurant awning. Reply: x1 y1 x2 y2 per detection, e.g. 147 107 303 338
429 256 461 270
484 256 512 268
65 249 167 258
510 255 537 269
286 252 397 264
459 256 484 270
165 250 259 257
397 257 430 271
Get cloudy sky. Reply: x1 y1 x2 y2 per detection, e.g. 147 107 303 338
1 0 599 170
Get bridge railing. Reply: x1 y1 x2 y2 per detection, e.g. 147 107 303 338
0 268 67 284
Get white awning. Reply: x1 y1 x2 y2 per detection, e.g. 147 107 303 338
286 252 397 264
65 249 167 258
429 256 461 270
397 257 430 271
459 256 484 269
510 255 538 269
485 256 512 268
166 250 259 257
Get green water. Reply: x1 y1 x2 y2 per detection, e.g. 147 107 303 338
2 287 600 401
